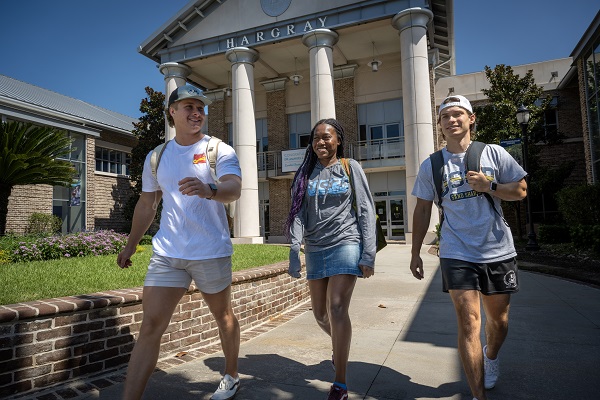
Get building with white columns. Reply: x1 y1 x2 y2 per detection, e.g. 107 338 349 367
139 0 455 243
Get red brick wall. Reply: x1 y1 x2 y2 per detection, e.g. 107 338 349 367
0 261 309 397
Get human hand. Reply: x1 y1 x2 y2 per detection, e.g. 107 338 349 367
117 246 135 269
178 177 212 198
465 170 491 193
288 248 302 278
409 256 424 280
359 265 374 279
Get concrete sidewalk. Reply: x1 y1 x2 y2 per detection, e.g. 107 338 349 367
60 244 600 399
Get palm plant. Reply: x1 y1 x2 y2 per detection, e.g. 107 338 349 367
0 121 75 235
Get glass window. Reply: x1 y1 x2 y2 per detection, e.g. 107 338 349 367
95 146 130 176
288 112 311 149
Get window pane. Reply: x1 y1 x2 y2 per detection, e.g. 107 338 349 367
299 134 310 148
386 124 400 138
370 126 383 140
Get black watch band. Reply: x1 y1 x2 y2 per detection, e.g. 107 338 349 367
490 182 497 192
207 183 218 200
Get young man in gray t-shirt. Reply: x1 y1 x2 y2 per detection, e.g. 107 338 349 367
410 95 527 400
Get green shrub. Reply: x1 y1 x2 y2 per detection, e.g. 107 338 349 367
25 213 62 235
556 184 600 225
139 235 153 245
538 225 571 244
569 224 600 254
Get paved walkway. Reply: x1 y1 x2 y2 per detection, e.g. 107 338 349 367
17 244 600 399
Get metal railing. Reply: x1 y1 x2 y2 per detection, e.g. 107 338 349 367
256 138 405 176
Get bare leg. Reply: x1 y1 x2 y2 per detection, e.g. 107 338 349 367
308 278 331 336
449 289 487 400
202 285 240 378
327 274 357 384
481 293 511 359
123 286 187 400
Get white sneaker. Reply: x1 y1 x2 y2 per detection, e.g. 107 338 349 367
483 345 500 389
210 374 240 400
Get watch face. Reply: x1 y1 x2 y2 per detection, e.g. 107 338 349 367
209 183 218 191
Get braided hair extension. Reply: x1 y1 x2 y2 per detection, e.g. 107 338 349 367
284 118 346 238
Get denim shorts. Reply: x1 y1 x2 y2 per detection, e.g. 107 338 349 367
305 244 362 280
144 253 232 294
440 257 519 295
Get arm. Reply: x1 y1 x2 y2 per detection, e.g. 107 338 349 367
350 160 376 275
465 171 527 201
177 174 241 203
288 207 305 278
410 197 433 280
117 191 161 269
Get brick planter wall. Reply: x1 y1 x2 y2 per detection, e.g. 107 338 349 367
0 261 309 398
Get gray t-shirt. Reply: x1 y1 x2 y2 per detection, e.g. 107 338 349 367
290 159 376 268
412 144 526 263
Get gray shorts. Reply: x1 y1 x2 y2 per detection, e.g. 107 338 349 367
144 253 232 294
440 257 519 295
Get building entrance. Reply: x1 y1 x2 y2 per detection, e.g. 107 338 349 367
374 196 405 240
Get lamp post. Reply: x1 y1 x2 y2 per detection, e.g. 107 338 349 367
516 105 540 251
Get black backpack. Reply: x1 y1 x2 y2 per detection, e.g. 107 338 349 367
429 141 507 227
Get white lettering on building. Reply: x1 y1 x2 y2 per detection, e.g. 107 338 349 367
224 18 328 49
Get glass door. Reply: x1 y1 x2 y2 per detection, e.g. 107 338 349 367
374 197 405 240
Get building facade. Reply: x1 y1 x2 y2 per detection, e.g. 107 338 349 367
0 74 138 235
140 0 454 243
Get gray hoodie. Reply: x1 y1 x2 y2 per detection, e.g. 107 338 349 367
289 158 376 274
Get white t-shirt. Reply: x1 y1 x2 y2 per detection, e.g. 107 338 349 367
412 144 526 263
142 135 241 260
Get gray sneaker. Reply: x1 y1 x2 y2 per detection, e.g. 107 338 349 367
483 345 499 389
210 374 240 400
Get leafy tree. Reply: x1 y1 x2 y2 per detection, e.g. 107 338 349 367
0 121 75 235
473 64 552 145
473 65 572 226
123 87 166 229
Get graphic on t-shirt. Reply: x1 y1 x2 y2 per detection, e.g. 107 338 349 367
193 154 206 164
443 165 496 201
307 176 350 197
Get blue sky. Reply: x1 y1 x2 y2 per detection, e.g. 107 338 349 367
1 1 598 119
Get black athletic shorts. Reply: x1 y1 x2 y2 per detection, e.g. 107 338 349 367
440 257 519 295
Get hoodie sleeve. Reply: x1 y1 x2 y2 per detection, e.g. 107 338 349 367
349 159 377 268
288 201 305 278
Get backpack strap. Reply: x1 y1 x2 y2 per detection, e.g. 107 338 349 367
207 136 222 183
465 141 509 226
150 140 170 179
429 149 445 226
340 158 356 211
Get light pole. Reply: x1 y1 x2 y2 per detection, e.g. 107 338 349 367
516 105 540 251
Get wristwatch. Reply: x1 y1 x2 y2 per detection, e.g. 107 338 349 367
490 182 497 192
207 183 218 200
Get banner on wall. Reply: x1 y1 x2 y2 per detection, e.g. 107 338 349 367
70 181 81 206
281 149 307 173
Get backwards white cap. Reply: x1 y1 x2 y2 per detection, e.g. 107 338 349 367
438 95 473 116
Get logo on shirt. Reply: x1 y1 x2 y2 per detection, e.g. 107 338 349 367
193 154 206 164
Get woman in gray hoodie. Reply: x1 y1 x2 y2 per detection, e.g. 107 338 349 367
286 118 377 400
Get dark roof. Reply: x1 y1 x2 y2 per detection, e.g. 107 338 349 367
0 74 137 133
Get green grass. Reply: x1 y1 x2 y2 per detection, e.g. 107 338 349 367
0 244 289 305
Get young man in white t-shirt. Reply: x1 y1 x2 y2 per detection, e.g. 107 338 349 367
117 84 242 400
410 95 527 400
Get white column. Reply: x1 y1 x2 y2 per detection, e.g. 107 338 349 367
159 62 191 141
392 7 439 243
301 29 339 126
226 47 263 243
